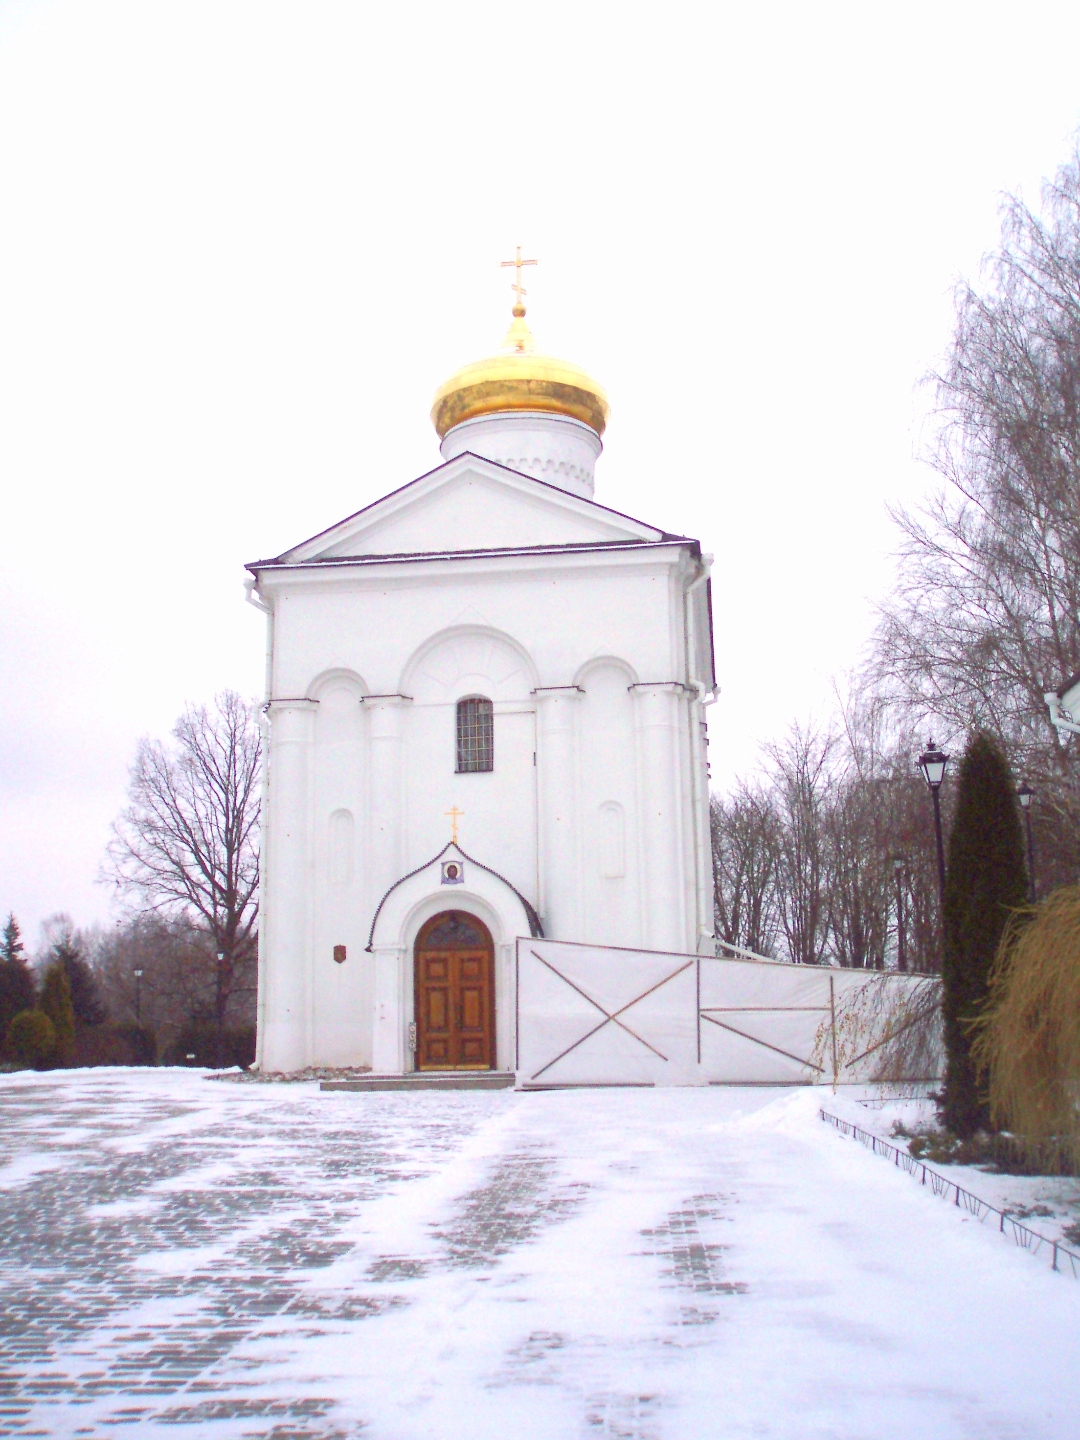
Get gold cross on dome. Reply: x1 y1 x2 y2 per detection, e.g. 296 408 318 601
445 806 464 844
500 245 538 310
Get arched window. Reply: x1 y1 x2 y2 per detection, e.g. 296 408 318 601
456 696 494 773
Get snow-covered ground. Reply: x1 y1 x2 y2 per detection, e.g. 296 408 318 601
0 1070 1077 1440
824 1089 1080 1251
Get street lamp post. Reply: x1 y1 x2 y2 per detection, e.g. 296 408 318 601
133 968 144 1024
216 952 225 1067
893 857 906 972
918 740 950 950
1018 782 1036 904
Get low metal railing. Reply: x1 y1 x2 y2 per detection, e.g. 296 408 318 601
820 1109 1080 1279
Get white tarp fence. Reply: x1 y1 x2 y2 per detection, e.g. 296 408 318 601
515 938 941 1088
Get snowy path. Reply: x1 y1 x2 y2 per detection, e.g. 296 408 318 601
0 1071 1076 1439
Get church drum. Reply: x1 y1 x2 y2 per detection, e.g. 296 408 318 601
413 911 495 1070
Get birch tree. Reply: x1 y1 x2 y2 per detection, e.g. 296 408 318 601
875 145 1080 888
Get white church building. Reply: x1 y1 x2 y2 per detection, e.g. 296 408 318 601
247 276 717 1075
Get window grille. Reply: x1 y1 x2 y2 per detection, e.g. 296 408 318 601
456 696 494 773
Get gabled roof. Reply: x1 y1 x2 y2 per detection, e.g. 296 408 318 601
247 452 693 572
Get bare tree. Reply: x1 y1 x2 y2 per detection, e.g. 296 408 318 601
710 783 780 956
875 145 1080 889
764 724 836 965
711 688 949 973
105 691 262 1041
825 692 891 969
826 772 890 968
91 915 237 1053
825 691 946 971
708 152 1080 968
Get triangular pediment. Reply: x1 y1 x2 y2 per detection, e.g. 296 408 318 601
269 454 670 566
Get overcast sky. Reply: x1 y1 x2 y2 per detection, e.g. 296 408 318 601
2 0 1080 943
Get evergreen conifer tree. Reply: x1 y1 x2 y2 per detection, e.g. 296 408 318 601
39 962 76 1065
941 731 1028 1136
50 934 107 1027
0 914 35 1048
2 913 25 963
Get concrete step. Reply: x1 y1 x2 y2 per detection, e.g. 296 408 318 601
321 1071 516 1093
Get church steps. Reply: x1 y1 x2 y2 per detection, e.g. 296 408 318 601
321 1072 516 1093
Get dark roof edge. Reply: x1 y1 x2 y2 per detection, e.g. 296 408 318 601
247 536 700 575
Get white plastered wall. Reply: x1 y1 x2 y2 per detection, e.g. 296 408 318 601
254 543 714 1072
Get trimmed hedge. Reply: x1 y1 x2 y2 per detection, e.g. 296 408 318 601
74 1024 158 1068
7 1010 57 1069
162 1025 255 1070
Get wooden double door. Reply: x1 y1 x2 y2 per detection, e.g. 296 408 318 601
414 911 495 1070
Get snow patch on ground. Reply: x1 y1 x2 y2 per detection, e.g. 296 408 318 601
0 1070 1076 1439
826 1086 1080 1246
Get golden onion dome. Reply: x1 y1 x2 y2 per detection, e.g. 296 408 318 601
431 303 609 440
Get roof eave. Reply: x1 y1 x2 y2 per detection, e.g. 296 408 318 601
246 535 700 577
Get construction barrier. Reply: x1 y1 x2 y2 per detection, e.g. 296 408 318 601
515 938 940 1088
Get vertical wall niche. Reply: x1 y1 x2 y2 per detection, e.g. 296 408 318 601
578 660 638 945
598 801 626 878
328 808 354 886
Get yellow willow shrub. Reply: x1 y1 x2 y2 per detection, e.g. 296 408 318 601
972 886 1080 1173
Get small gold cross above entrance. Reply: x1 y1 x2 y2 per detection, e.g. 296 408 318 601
445 806 464 844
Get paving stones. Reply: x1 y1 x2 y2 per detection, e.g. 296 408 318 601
1 1073 756 1440
3 1076 1077 1439
431 1149 590 1269
0 1074 480 1438
639 1194 748 1322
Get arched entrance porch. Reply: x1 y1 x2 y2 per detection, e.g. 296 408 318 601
366 842 541 1075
